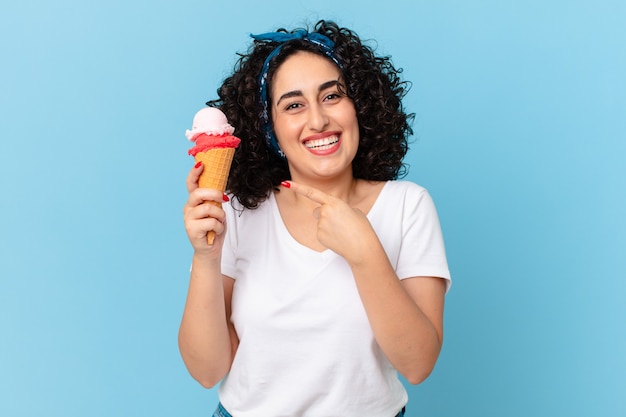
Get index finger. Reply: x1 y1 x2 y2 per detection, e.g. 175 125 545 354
186 161 204 193
281 181 330 205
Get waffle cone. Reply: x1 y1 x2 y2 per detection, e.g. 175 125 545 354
194 147 236 244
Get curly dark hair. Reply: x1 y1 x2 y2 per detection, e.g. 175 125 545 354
207 20 414 209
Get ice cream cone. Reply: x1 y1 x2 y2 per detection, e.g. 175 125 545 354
186 107 240 245
194 147 236 244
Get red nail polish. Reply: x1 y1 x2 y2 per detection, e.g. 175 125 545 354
281 181 291 188
222 194 230 202
194 161 202 168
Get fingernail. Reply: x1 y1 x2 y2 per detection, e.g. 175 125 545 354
194 161 202 168
280 181 291 188
222 194 230 202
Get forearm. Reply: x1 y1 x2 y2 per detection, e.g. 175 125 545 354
178 253 233 388
349 243 444 384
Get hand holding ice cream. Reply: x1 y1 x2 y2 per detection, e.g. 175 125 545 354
186 107 240 244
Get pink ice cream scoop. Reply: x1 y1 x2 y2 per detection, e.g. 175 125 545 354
186 107 241 155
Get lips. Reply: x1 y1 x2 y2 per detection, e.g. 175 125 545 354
303 135 340 151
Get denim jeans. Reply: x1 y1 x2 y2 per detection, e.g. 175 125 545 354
212 402 406 417
212 402 232 417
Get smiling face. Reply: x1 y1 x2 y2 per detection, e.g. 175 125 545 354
270 51 359 182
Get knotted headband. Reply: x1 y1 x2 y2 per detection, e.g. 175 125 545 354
250 30 342 158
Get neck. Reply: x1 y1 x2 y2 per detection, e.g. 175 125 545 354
291 171 359 204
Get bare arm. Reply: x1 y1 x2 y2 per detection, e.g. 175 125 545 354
350 245 446 384
178 267 237 388
178 163 238 388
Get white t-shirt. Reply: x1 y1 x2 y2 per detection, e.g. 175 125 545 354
219 181 451 417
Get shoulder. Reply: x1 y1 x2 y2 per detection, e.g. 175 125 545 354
377 181 440 223
382 180 429 201
224 193 274 227
222 193 275 252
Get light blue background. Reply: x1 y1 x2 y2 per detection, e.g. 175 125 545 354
1 1 624 416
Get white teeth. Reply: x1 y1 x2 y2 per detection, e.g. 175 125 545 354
304 135 339 150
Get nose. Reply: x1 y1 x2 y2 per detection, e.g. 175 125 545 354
307 103 328 132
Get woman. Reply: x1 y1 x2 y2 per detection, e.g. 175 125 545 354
180 20 451 417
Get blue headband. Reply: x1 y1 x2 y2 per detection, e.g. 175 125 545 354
250 30 342 158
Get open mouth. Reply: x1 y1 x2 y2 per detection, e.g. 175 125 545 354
304 135 340 151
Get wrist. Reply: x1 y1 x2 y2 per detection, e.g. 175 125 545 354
191 250 222 272
346 232 385 268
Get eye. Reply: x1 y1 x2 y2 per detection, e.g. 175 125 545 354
284 102 302 111
323 92 342 102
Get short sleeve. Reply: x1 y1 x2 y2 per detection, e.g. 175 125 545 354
220 199 239 279
393 183 451 291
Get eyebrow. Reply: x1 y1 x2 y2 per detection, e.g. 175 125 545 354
276 80 341 105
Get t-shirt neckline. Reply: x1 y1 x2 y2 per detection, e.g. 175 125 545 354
269 181 391 256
